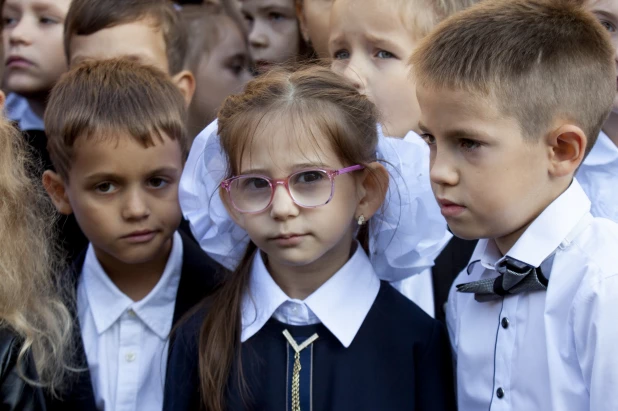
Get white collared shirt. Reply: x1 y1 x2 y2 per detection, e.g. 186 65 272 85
446 180 618 411
4 93 44 131
241 244 381 347
77 232 183 411
577 130 618 222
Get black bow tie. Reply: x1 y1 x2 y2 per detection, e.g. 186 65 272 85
456 257 548 302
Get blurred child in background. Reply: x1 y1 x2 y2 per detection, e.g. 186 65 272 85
64 0 195 105
295 0 332 58
329 0 477 139
181 3 252 139
2 0 70 135
577 0 618 222
240 0 312 74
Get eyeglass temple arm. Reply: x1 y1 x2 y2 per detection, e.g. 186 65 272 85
335 165 365 176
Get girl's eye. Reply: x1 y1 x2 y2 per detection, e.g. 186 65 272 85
39 16 59 25
2 17 17 27
94 182 116 194
600 20 616 33
420 133 436 146
242 12 254 24
148 177 168 189
460 138 481 151
376 50 395 59
242 177 270 190
294 170 326 184
268 12 284 22
333 49 350 60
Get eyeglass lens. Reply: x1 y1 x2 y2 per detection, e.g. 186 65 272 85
229 170 333 212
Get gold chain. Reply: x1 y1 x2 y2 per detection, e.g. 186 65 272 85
283 330 319 411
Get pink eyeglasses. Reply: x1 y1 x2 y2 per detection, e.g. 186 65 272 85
220 165 365 214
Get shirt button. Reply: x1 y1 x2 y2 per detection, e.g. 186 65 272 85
496 387 505 399
127 309 136 318
292 306 298 312
125 352 136 362
501 317 510 329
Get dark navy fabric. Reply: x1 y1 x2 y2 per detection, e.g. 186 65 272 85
164 281 456 411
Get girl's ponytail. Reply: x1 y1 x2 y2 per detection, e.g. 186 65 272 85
198 241 257 411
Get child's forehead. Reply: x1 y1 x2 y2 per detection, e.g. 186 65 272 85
586 0 618 15
329 0 419 43
236 115 341 172
3 0 70 12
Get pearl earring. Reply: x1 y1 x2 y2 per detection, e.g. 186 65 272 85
357 215 366 226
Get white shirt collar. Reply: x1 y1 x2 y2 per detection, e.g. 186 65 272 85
4 93 44 131
583 130 618 167
241 244 381 347
81 231 183 339
470 179 591 271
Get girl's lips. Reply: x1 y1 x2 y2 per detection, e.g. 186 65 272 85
270 234 307 247
6 56 34 68
122 230 158 244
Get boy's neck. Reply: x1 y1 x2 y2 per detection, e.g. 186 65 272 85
25 96 47 120
93 238 173 302
266 240 355 300
603 111 618 148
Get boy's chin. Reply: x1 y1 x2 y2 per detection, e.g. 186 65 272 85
4 77 52 99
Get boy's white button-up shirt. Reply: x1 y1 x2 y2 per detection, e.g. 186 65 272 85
77 231 183 411
447 180 618 411
577 130 618 222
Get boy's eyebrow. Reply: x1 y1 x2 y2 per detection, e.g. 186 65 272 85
83 167 180 182
592 9 617 21
258 4 294 13
417 123 491 140
443 128 490 140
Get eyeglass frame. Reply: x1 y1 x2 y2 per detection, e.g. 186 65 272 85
220 165 366 214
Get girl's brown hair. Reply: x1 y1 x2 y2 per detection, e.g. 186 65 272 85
198 65 380 410
0 116 73 394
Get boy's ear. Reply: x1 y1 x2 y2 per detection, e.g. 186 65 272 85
355 162 389 222
219 186 246 229
546 124 587 178
42 170 74 215
295 0 311 43
172 70 196 107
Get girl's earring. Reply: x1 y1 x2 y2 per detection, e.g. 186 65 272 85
357 215 366 226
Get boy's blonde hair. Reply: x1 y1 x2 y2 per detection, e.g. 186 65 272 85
399 0 480 41
412 0 616 153
0 116 73 395
45 58 189 181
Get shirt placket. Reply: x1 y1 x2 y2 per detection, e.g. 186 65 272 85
115 308 141 411
490 295 518 411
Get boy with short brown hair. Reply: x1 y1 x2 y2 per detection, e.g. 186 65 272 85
43 58 219 411
412 0 618 409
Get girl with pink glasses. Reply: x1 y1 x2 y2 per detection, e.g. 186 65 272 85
164 65 455 411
